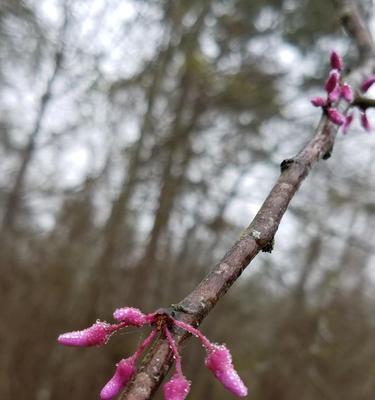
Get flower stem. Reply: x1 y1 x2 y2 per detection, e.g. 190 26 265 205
133 329 157 362
164 327 183 376
172 319 213 350
107 321 130 334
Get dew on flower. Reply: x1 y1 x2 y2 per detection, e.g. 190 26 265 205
58 306 248 399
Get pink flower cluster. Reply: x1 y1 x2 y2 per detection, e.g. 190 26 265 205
58 307 248 399
311 51 375 133
311 51 353 132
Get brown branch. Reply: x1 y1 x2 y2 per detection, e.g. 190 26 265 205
334 0 375 61
352 95 375 109
121 2 375 399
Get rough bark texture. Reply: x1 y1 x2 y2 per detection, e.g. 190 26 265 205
121 1 375 399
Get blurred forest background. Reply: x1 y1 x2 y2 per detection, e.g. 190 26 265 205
1 0 375 399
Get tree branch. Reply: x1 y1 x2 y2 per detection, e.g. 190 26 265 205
352 95 375 109
121 1 375 399
334 0 375 61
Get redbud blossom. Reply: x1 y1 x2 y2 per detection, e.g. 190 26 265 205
361 75 375 92
343 113 354 134
325 70 339 93
328 86 341 103
163 327 191 400
360 111 371 131
330 51 343 71
205 344 248 397
58 307 248 399
311 97 326 107
327 108 345 126
57 321 111 347
310 52 375 134
100 357 136 400
163 373 191 400
341 83 353 102
113 307 148 326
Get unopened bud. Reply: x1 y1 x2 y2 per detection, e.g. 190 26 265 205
330 51 343 71
57 321 111 347
343 113 354 134
325 70 339 94
100 358 136 400
361 75 375 93
341 83 353 103
113 307 148 326
311 97 326 107
327 108 345 126
360 111 371 131
163 373 190 400
205 344 248 397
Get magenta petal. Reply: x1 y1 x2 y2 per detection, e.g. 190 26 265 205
57 322 111 347
341 83 353 102
361 75 375 92
311 97 326 107
163 373 191 400
328 86 341 103
205 345 248 397
325 70 339 93
360 111 371 131
330 51 343 71
113 307 148 326
100 358 136 400
327 108 345 126
343 113 353 134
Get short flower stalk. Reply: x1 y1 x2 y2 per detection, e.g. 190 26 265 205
311 50 375 134
58 306 248 399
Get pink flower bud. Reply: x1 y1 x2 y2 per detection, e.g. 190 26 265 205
100 358 136 400
311 97 326 107
163 373 191 400
360 111 371 131
328 86 341 103
361 75 375 92
330 51 343 71
205 344 248 397
325 70 339 94
343 113 353 134
341 83 353 102
327 108 345 126
57 321 111 347
113 307 148 326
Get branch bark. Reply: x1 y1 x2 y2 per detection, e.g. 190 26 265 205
121 1 375 399
352 95 375 109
